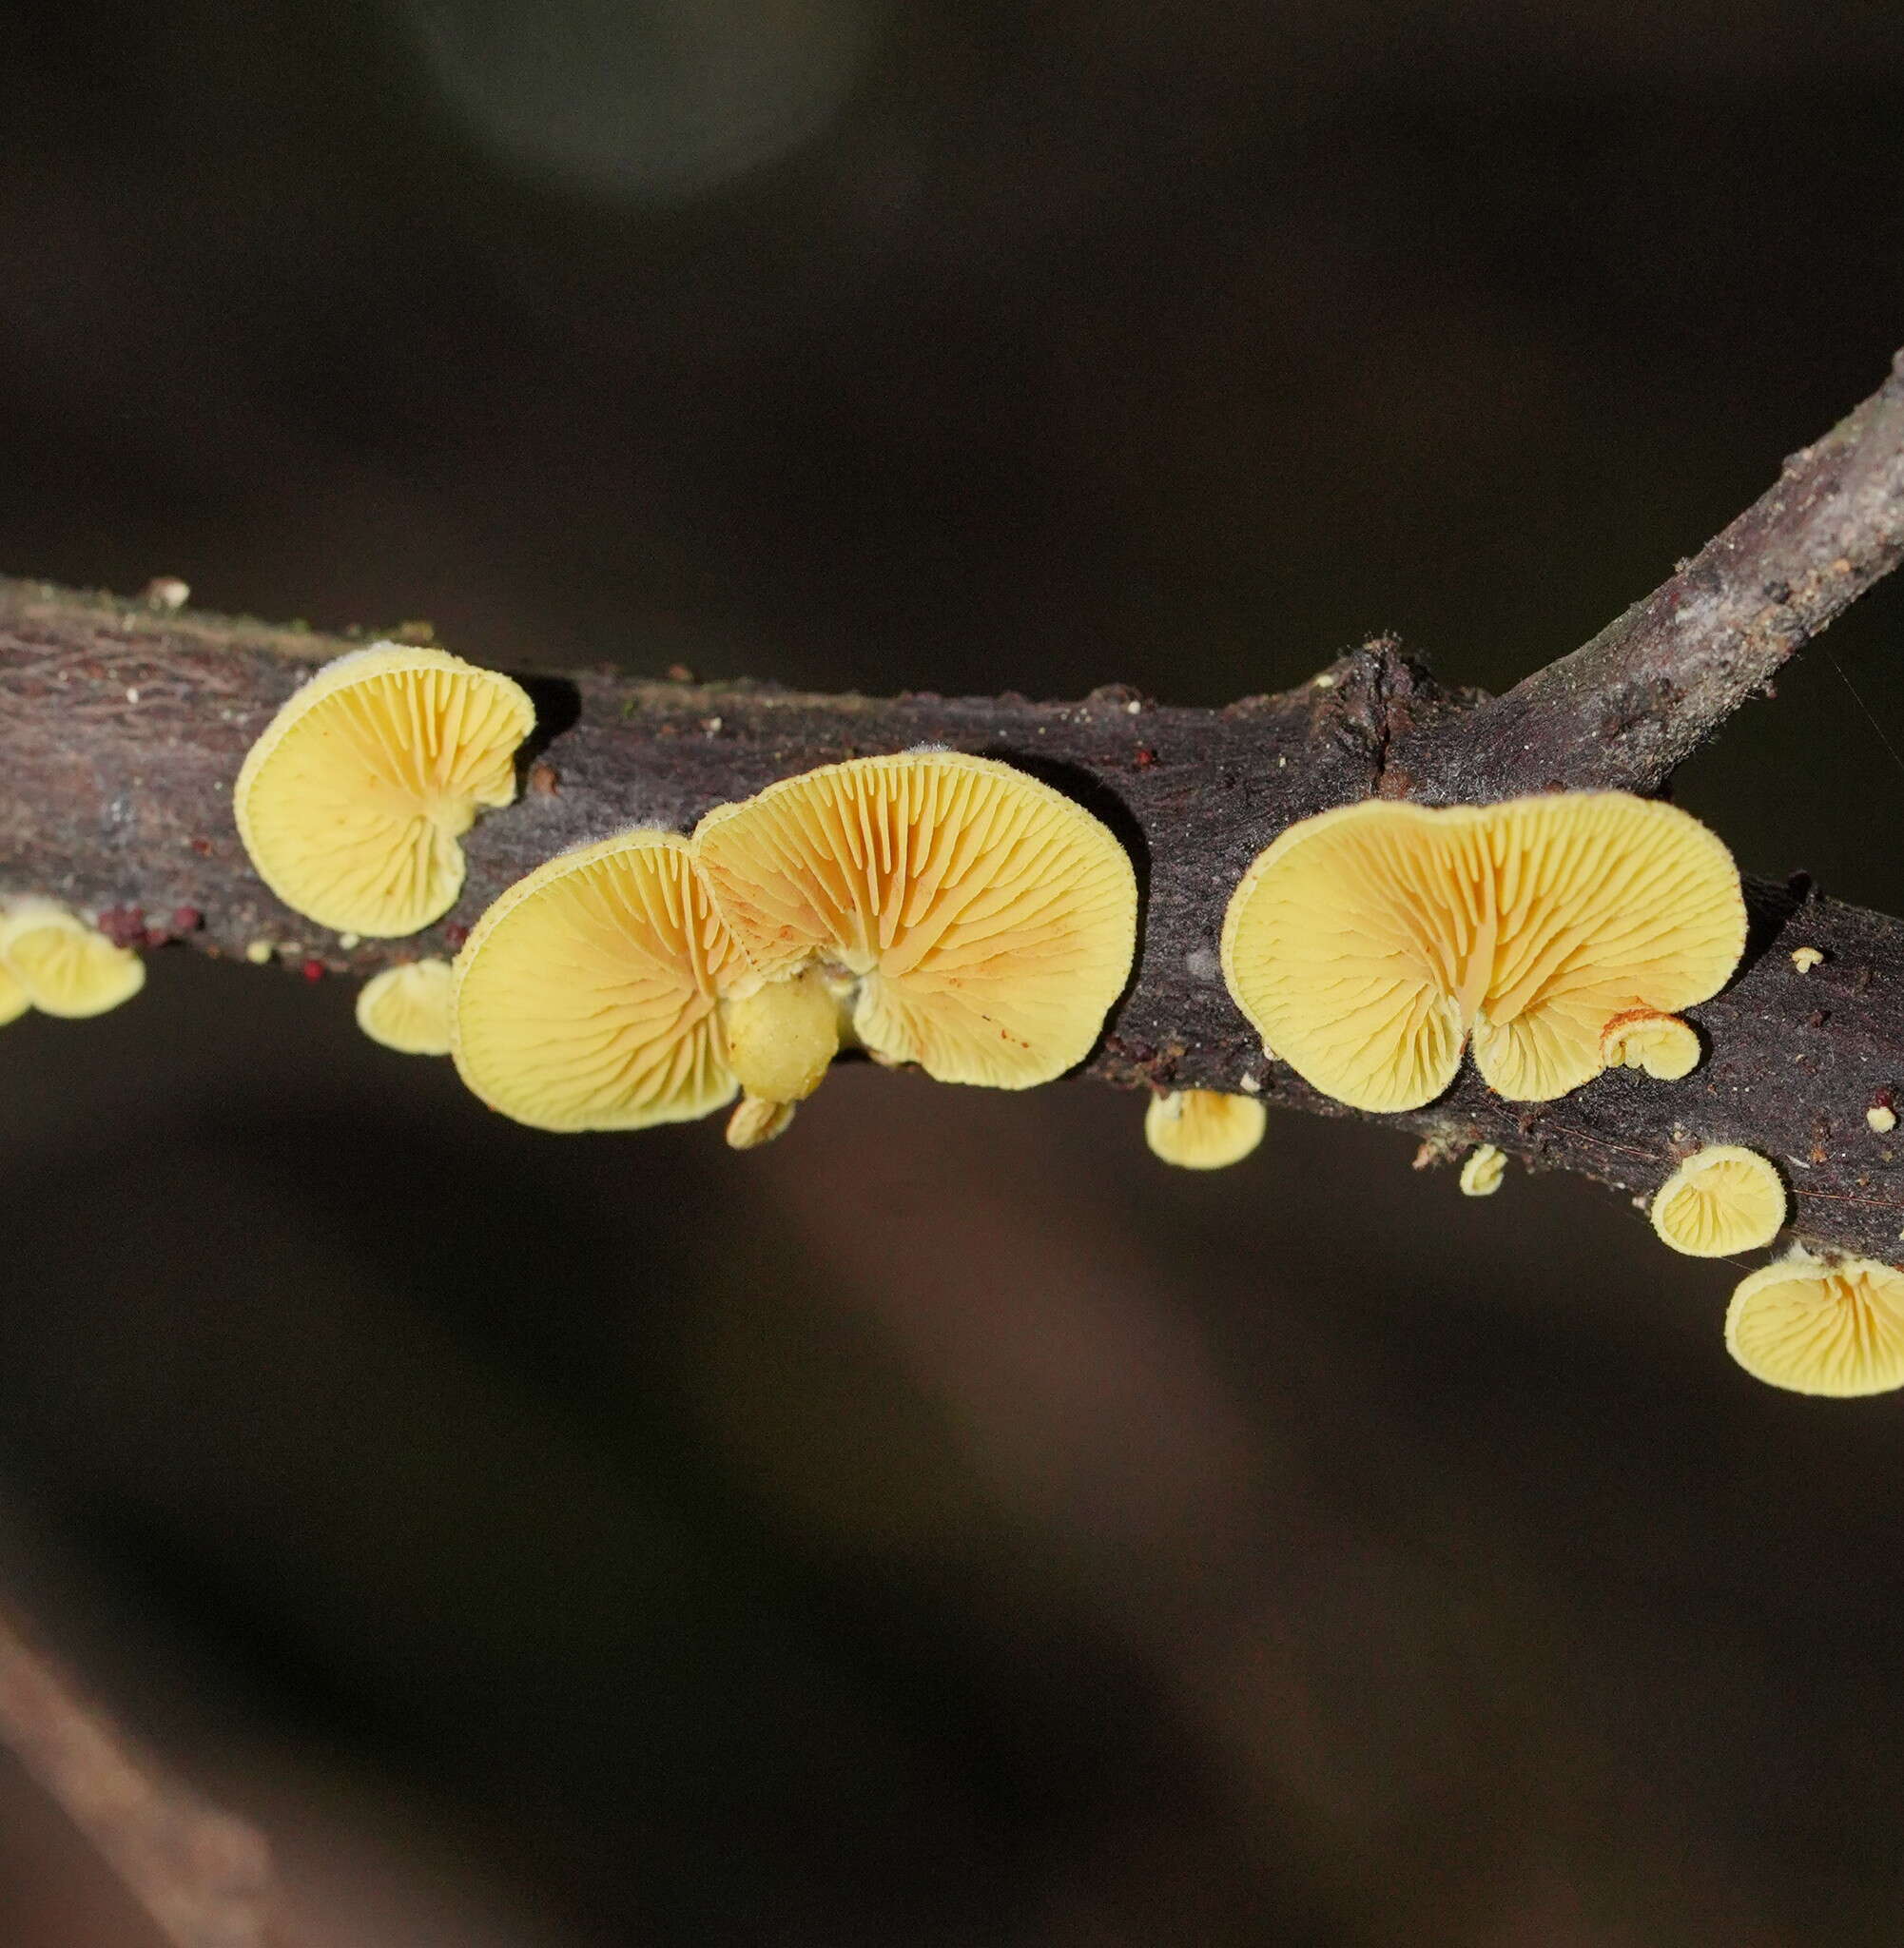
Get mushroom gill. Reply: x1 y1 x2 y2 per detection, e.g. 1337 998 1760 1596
694 750 1137 1092
1144 1088 1266 1169
1725 1256 1904 1396
235 645 534 937
1650 1144 1786 1256
452 830 744 1132
1220 793 1743 1113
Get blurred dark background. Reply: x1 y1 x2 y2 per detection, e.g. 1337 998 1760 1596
4 4 1904 1941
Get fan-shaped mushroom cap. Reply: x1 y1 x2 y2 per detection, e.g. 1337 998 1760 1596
1725 1256 1904 1396
452 830 744 1131
356 959 455 1055
693 751 1137 1089
1220 793 1743 1113
0 900 145 1018
235 645 535 937
1599 1008 1702 1081
1144 1089 1266 1169
1649 1143 1786 1256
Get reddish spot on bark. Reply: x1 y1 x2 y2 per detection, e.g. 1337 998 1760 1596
442 923 470 949
189 837 213 856
143 927 169 950
1133 747 1156 769
301 958 325 982
94 906 146 947
171 906 204 932
528 761 559 795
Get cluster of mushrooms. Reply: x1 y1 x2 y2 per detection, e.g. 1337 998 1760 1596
21 640 1904 1399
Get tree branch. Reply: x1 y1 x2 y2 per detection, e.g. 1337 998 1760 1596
0 1601 287 1946
3 349 1904 1262
1402 345 1904 799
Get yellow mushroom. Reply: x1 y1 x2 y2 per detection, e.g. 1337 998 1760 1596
1220 793 1743 1113
1458 1143 1506 1196
1649 1144 1786 1256
693 751 1137 1097
0 900 145 1018
235 645 535 937
1599 1007 1702 1082
452 830 745 1132
356 959 455 1056
725 1097 797 1150
1725 1255 1904 1396
1144 1088 1266 1169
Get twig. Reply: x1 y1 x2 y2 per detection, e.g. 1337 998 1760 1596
0 1603 286 1947
1403 346 1904 798
2 352 1904 1259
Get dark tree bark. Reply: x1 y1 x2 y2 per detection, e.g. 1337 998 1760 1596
3 351 1904 1266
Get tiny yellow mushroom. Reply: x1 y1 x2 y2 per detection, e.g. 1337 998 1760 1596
1144 1089 1266 1169
1458 1143 1506 1196
0 900 145 1018
356 959 455 1056
1649 1144 1786 1256
725 1097 797 1150
453 830 746 1133
1725 1255 1904 1396
235 644 535 937
1220 793 1744 1113
694 750 1137 1098
1867 1102 1897 1135
1598 1007 1702 1082
1790 946 1825 973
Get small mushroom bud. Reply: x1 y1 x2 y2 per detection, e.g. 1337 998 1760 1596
726 1098 798 1149
720 965 842 1106
1458 1144 1506 1196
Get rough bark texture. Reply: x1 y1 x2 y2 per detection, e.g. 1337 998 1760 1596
3 349 1904 1268
1401 346 1904 801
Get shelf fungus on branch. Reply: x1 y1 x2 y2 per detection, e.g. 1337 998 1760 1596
452 830 745 1133
1725 1255 1904 1397
0 900 145 1019
356 959 456 1056
1649 1144 1787 1256
1219 792 1744 1114
693 750 1137 1122
1143 1088 1266 1169
235 645 535 937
